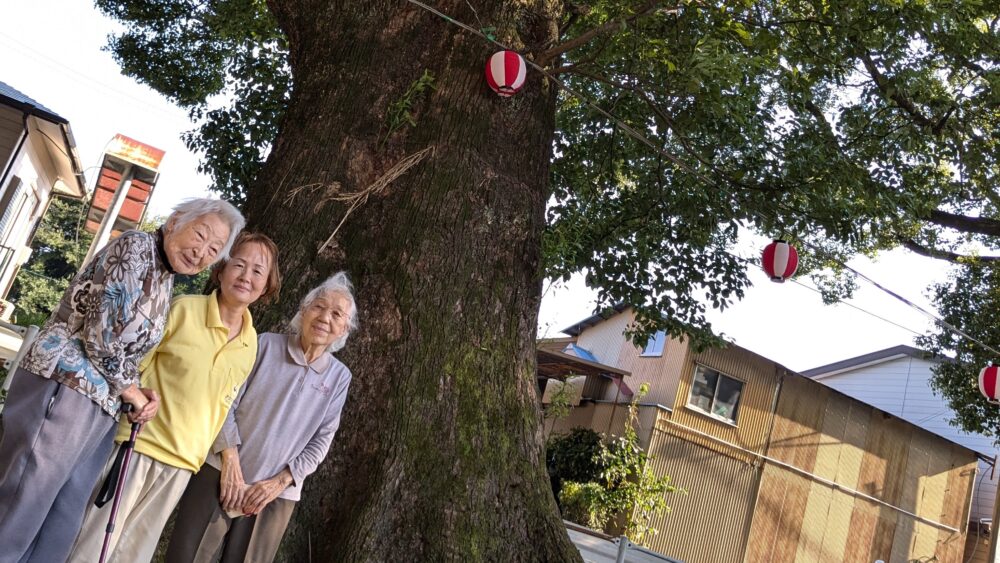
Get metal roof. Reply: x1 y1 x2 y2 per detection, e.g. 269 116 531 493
0 80 68 124
801 344 943 378
561 303 629 336
536 348 630 380
563 343 599 363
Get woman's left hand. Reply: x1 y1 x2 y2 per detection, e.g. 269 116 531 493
130 388 159 423
242 469 292 515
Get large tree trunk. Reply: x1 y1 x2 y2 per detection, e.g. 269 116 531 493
242 1 579 560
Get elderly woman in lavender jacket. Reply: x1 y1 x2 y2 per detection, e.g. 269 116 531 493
165 272 357 563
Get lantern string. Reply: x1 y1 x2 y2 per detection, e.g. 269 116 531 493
726 249 926 337
406 0 717 187
407 0 1000 360
802 243 1000 358
747 243 1000 358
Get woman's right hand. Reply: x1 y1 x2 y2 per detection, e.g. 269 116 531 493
219 448 245 512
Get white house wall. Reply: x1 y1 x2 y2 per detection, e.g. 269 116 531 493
0 132 55 301
0 106 25 176
817 355 998 522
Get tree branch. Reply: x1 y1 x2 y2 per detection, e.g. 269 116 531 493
902 240 1000 263
858 51 935 130
537 0 676 66
927 209 1000 237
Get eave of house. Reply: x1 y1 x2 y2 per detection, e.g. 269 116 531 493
0 82 87 199
801 344 943 380
536 347 630 380
560 303 629 336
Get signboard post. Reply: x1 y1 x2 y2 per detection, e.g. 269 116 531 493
83 134 164 264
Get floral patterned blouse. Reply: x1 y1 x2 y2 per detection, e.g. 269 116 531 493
21 229 175 417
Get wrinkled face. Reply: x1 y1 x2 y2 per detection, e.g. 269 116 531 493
218 242 272 308
300 291 352 351
164 213 230 275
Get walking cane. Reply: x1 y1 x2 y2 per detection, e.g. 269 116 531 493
94 403 142 563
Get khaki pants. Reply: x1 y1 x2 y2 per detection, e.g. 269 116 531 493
69 452 192 563
166 464 295 563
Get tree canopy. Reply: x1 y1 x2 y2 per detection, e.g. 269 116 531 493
97 0 999 347
88 0 1000 558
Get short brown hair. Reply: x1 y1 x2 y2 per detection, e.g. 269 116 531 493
210 231 282 304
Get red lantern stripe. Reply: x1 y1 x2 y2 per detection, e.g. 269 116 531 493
980 365 998 401
506 51 526 92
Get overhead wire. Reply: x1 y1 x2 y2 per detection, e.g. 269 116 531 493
0 31 186 120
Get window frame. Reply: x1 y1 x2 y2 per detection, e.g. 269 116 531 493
686 364 744 425
639 330 666 357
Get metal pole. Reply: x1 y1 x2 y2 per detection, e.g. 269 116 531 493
988 477 1000 563
615 536 630 563
0 322 38 414
84 164 134 265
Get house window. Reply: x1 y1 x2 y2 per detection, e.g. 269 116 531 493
640 330 666 357
688 365 743 423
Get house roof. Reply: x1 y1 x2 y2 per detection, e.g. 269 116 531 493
0 81 86 198
561 303 629 336
563 343 599 363
801 344 942 379
0 80 68 124
536 348 630 380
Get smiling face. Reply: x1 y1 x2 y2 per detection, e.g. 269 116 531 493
217 241 272 308
299 291 352 352
163 213 230 275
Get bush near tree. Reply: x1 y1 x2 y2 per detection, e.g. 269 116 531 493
547 385 682 546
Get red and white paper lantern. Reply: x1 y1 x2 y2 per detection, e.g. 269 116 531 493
485 50 527 97
979 365 1000 402
761 240 799 283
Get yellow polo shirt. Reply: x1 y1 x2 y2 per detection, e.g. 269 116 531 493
116 291 257 472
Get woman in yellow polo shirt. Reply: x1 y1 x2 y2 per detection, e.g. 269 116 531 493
67 231 281 563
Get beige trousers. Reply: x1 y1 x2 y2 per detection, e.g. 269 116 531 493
68 451 192 563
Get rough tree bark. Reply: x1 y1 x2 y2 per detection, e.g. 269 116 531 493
241 1 580 560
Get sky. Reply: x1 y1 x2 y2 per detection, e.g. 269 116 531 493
0 1 959 373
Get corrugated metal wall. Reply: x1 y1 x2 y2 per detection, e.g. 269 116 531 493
671 345 781 465
747 375 977 563
547 403 661 449
643 416 759 562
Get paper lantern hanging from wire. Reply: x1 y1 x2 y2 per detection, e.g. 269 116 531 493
485 51 527 97
979 365 1000 402
761 240 799 283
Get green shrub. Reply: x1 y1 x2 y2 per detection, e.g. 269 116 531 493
546 384 684 546
546 427 605 501
558 481 611 530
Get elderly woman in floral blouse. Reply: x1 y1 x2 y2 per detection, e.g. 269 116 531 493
0 198 244 563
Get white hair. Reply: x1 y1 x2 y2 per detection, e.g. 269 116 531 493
165 198 245 261
288 272 359 353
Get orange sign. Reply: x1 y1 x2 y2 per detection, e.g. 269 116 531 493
105 134 165 172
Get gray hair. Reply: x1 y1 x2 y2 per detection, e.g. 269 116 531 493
165 197 245 261
288 272 359 353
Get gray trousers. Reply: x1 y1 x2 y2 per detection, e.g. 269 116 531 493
0 369 117 563
166 464 295 563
